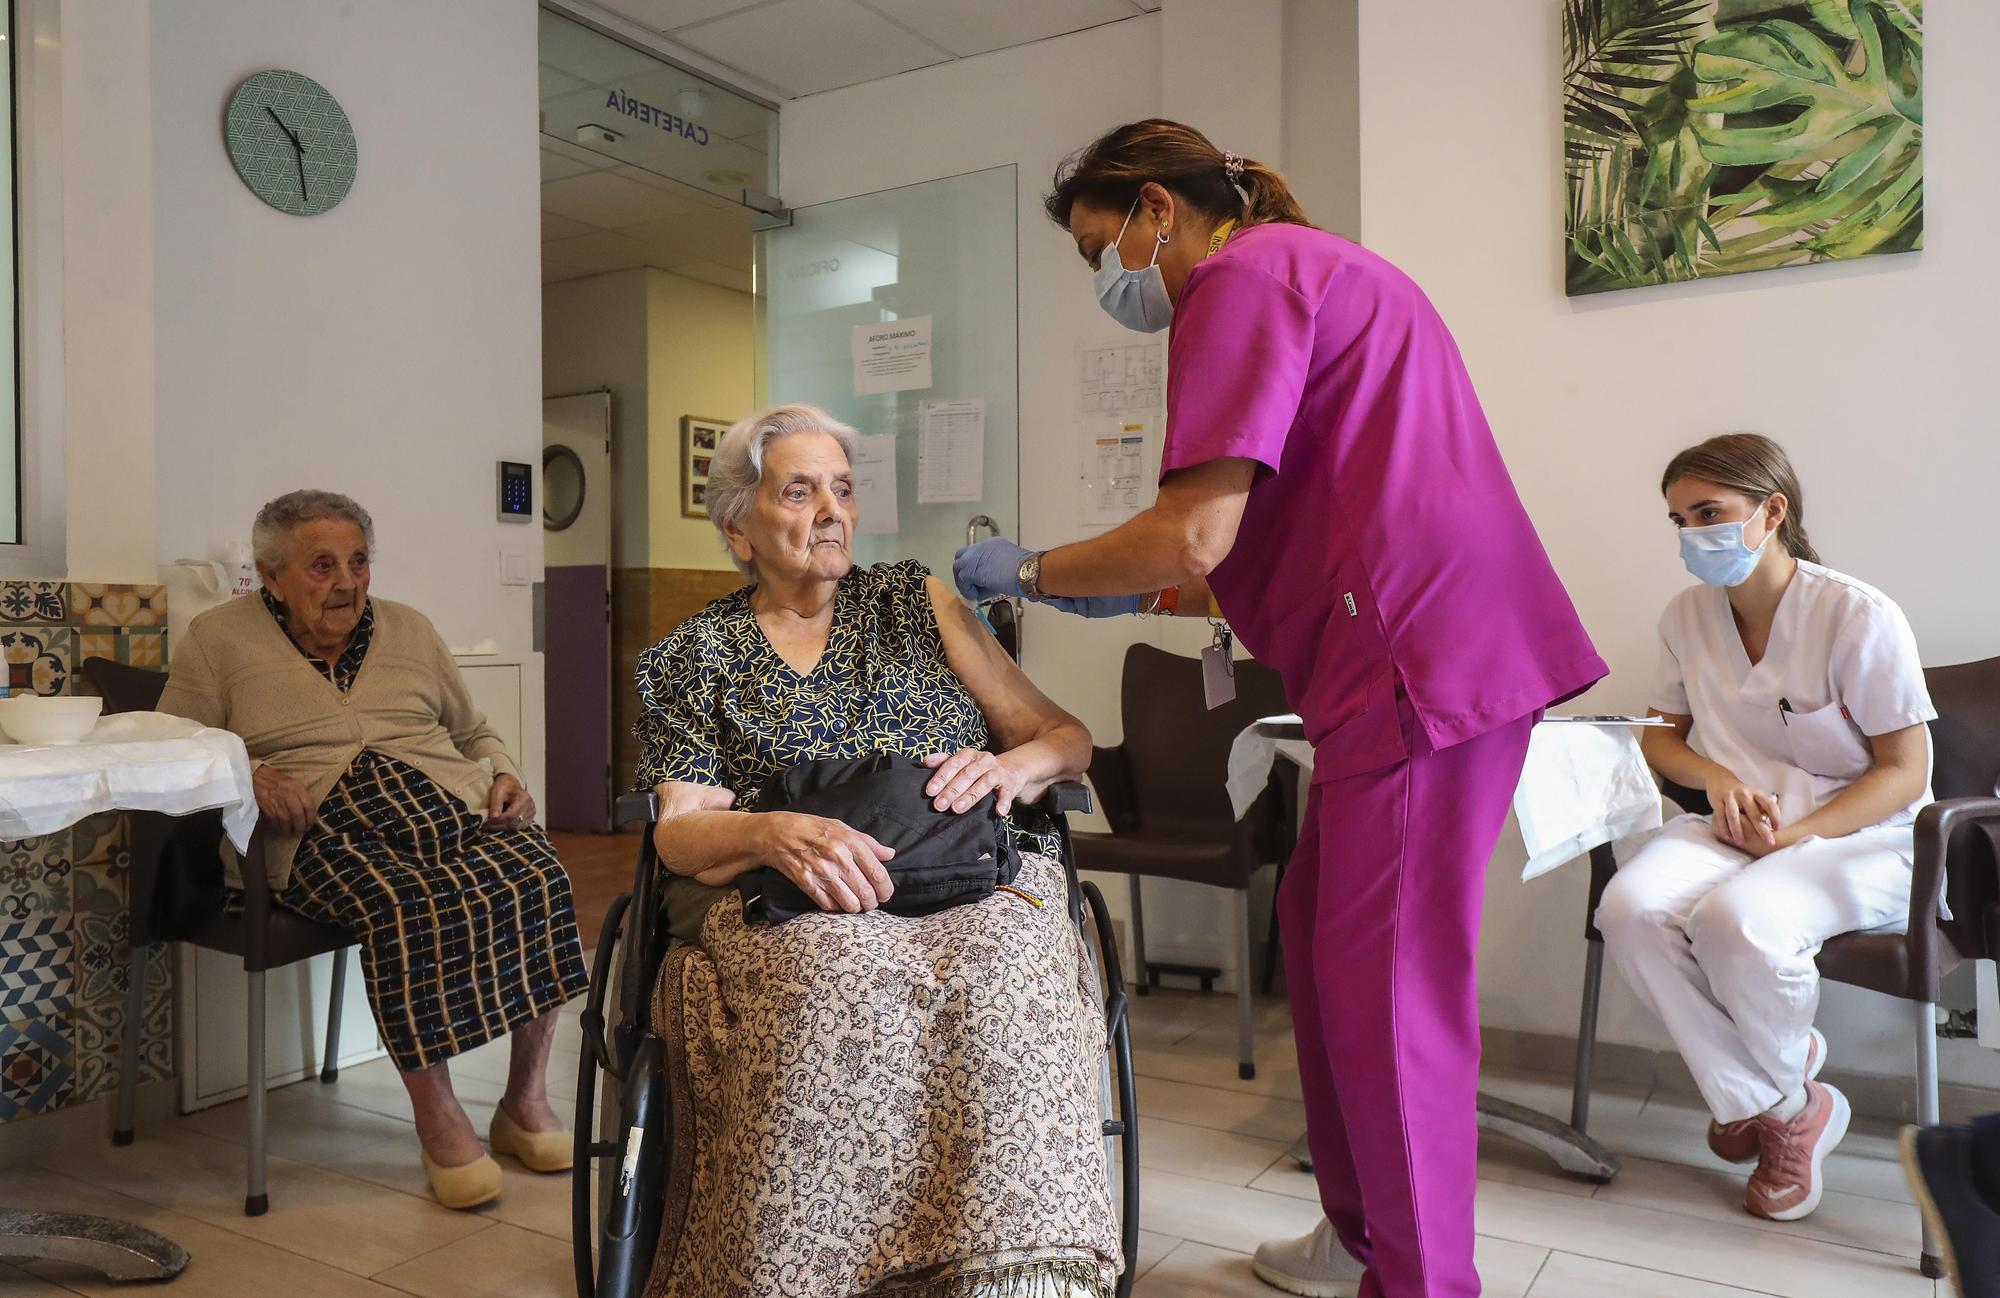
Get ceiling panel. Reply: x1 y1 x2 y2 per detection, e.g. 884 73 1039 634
620 208 754 269
612 165 750 213
543 230 658 277
667 259 756 294
862 0 1137 58
541 210 601 240
538 64 592 99
672 0 950 97
540 145 598 184
542 169 700 228
539 10 669 82
541 137 619 173
592 0 772 29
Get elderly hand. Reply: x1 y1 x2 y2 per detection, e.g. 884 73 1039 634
252 765 318 837
924 748 1041 817
759 812 896 914
486 774 537 829
953 537 1031 603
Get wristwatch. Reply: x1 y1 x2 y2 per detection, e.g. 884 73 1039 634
1017 551 1045 600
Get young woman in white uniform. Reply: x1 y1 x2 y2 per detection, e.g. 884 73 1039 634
1597 433 1935 1223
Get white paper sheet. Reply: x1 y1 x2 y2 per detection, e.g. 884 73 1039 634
853 433 900 536
918 398 984 503
1079 341 1164 413
1077 416 1152 526
851 316 933 395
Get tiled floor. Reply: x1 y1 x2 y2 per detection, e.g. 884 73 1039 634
0 983 1941 1297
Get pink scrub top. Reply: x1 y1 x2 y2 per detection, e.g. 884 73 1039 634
1162 223 1606 782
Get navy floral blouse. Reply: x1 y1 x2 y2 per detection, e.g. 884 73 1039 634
634 561 1060 858
261 589 373 692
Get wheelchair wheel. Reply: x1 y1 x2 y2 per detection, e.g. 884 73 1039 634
1079 879 1139 1298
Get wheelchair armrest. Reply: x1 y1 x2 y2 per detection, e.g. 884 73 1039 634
615 790 658 827
1034 781 1093 817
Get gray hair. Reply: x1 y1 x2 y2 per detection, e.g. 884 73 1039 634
252 489 376 571
705 404 860 578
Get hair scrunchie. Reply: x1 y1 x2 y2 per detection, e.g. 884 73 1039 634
1222 150 1246 184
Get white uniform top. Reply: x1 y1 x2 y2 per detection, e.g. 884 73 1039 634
1650 560 1935 828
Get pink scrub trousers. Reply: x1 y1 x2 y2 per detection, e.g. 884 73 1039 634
1280 697 1537 1298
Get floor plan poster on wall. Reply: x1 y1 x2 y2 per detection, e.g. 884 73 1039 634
917 398 983 503
1079 341 1163 414
1078 417 1153 527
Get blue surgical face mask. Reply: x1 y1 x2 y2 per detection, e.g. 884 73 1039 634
1093 198 1173 333
1678 505 1772 588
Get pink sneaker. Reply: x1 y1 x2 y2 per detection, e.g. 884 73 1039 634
1745 1078 1851 1221
1710 1027 1825 1164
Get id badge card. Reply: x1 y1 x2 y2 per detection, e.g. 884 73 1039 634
1202 623 1236 710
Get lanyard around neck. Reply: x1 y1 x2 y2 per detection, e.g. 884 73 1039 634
1206 218 1240 258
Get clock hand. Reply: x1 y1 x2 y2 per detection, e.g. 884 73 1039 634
296 152 309 203
265 105 304 152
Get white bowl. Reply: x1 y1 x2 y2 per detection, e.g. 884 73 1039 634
0 695 104 745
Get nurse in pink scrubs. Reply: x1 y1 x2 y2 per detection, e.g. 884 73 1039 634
956 120 1606 1298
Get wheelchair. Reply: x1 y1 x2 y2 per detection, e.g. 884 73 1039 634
571 782 1141 1298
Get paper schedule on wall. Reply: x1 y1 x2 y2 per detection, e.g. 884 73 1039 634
917 399 984 504
852 317 933 395
1077 416 1153 527
853 434 899 536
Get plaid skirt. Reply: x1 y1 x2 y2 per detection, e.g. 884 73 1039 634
280 751 589 1071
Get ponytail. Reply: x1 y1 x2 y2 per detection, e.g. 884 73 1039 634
1661 433 1823 566
1045 118 1315 232
1236 158 1310 227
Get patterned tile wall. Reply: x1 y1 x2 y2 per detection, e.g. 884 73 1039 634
0 582 173 1124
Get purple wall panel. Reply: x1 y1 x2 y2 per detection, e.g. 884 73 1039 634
543 565 612 833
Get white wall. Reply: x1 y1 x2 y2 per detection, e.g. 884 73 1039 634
546 269 651 569
61 0 156 581
1356 0 2000 1086
149 0 544 658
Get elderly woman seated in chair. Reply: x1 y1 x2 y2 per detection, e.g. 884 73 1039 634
160 489 588 1212
633 404 1120 1298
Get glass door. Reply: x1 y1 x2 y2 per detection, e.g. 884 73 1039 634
755 165 1019 581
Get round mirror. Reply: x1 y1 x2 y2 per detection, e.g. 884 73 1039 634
543 445 586 532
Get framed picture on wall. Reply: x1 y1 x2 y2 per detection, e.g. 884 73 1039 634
681 416 729 518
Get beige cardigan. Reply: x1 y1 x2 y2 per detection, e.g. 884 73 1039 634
159 595 519 889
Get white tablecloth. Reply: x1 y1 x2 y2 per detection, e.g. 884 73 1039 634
0 712 258 849
1226 714 1662 880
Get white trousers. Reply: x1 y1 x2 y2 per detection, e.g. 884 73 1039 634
1595 814 1914 1123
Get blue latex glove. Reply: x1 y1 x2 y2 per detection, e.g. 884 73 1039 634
953 537 1031 602
1040 592 1145 618
953 537 1144 618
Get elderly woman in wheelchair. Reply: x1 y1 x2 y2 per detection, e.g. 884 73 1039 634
592 404 1130 1298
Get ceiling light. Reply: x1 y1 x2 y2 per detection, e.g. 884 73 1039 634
704 169 750 189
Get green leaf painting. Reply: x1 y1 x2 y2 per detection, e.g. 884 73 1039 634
1564 0 1923 295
